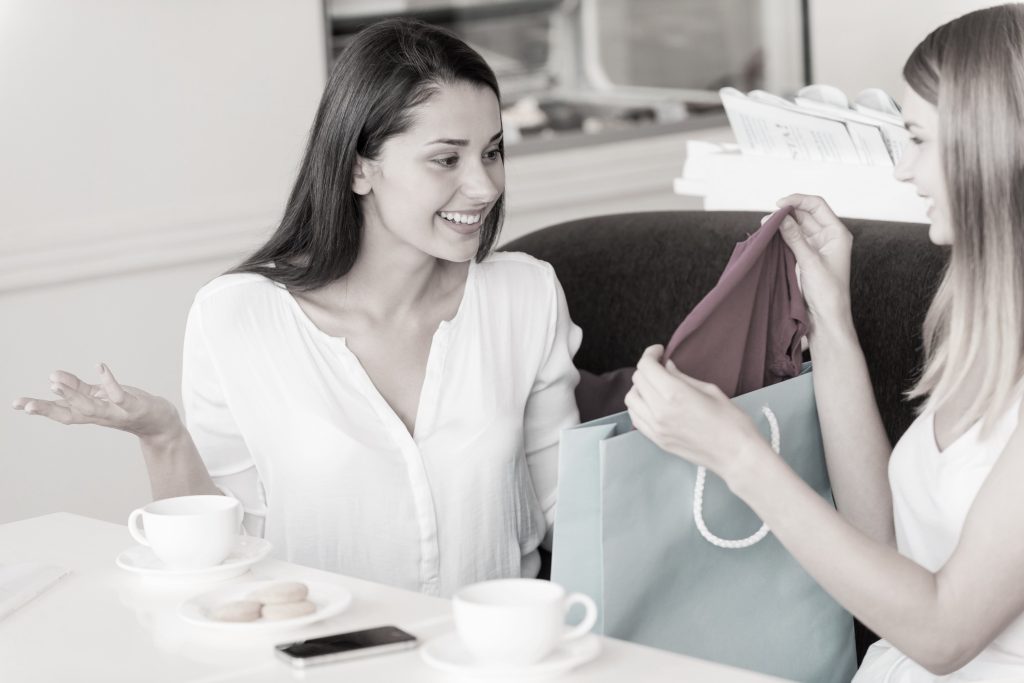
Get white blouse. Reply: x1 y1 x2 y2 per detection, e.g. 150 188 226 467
854 391 1024 681
181 252 581 597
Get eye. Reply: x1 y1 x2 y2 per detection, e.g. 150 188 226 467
910 136 924 146
483 147 503 162
433 155 459 169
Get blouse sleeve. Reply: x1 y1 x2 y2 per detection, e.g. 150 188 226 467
524 266 582 532
181 299 267 537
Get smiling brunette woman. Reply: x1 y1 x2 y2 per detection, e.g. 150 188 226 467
13 19 581 597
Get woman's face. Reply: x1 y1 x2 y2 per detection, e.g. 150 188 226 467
894 85 952 245
355 81 505 263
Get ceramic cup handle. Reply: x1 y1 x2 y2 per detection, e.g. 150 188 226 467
127 508 149 547
561 592 598 642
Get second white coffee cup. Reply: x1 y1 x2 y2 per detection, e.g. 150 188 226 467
452 578 597 666
127 495 242 569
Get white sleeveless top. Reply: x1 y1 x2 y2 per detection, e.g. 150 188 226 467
854 394 1024 682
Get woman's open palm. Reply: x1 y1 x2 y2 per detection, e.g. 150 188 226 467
12 364 178 438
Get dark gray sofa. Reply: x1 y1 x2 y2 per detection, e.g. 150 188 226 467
503 210 948 663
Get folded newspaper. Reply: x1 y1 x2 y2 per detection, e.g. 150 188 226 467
720 85 910 167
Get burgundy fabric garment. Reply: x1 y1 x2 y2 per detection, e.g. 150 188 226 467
575 207 808 421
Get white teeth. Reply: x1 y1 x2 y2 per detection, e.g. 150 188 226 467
439 211 481 225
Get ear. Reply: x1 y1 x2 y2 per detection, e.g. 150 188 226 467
352 156 374 196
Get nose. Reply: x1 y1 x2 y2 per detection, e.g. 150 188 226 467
460 158 504 204
893 144 914 183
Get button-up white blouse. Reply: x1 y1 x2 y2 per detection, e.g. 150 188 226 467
181 252 581 597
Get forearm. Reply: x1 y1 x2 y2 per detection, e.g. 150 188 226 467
808 314 894 544
139 420 219 500
729 453 959 673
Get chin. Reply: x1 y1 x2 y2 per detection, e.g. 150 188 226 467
928 221 953 246
433 238 481 264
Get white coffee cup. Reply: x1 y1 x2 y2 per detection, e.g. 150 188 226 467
127 495 242 569
452 578 598 666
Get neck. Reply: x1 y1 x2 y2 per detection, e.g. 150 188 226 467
320 223 467 321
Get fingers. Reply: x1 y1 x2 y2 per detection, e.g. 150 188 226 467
13 397 77 424
49 370 101 398
663 359 687 380
49 380 110 422
98 363 130 407
635 350 722 418
641 344 664 363
635 346 689 401
624 385 656 433
13 365 129 426
778 195 850 251
776 194 840 224
777 194 829 232
779 215 820 266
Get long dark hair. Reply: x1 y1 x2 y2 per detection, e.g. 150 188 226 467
232 18 504 291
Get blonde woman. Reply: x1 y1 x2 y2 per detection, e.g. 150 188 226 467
625 5 1024 680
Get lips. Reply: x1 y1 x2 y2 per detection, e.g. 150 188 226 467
436 213 483 236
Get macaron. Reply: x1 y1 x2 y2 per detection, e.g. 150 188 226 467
261 599 316 621
248 581 309 605
208 599 262 622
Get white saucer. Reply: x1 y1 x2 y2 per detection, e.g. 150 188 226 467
178 579 353 633
115 536 272 582
420 632 601 680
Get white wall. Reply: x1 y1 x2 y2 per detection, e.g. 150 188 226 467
0 0 327 524
4 0 1006 526
1 258 237 524
0 127 713 525
0 0 716 526
809 0 1011 99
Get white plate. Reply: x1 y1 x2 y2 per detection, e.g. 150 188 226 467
115 536 272 582
420 632 601 680
178 579 353 633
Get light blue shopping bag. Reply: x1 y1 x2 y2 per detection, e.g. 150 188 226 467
551 364 857 683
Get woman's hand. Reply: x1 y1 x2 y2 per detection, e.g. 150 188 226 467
776 194 854 330
12 364 181 441
624 346 774 484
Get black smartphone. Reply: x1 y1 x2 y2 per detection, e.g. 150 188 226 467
274 625 418 668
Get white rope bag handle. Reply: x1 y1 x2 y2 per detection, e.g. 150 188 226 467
693 406 779 549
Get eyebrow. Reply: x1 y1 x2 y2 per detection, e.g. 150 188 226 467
425 131 503 147
903 120 921 132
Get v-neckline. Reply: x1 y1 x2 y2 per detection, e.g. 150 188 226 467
277 260 477 441
929 410 982 456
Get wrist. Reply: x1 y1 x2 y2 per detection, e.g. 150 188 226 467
138 413 187 454
807 306 857 350
721 432 779 500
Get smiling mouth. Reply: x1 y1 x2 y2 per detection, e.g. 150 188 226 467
438 210 482 225
436 210 485 236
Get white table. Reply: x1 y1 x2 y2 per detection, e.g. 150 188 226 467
0 514 791 682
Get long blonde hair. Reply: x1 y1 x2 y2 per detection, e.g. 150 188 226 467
904 3 1024 435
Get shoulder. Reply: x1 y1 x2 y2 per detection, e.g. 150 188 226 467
192 273 282 311
188 273 288 342
475 251 560 292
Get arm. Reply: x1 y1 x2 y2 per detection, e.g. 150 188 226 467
139 419 219 499
806 313 894 545
13 363 218 500
180 297 268 536
523 265 583 547
729 415 1024 674
777 195 894 544
626 349 1024 674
